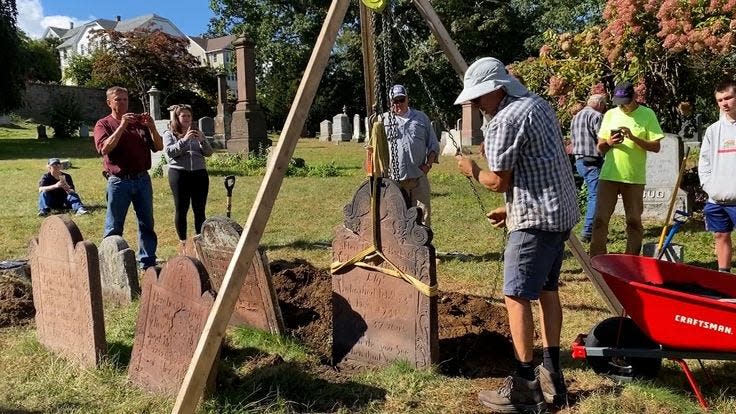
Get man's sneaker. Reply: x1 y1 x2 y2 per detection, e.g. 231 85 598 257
478 375 547 413
536 365 568 406
38 209 49 217
75 207 89 216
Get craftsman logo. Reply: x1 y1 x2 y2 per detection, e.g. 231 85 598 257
675 315 733 335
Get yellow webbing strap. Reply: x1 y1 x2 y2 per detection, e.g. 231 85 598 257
361 0 389 12
370 120 390 178
331 177 437 297
331 248 437 297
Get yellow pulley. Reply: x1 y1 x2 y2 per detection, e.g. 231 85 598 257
361 0 388 12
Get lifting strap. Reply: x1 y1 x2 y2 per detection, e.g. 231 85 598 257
331 177 437 297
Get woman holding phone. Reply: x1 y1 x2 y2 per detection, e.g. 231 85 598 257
163 104 214 249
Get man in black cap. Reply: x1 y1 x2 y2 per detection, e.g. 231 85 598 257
589 81 664 257
38 158 89 216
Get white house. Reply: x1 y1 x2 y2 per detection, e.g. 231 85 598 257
188 34 237 91
43 14 236 91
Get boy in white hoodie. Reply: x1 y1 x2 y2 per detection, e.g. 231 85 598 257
699 79 736 273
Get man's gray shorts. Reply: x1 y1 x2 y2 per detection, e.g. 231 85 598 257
503 228 569 300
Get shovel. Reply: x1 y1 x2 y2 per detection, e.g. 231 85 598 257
224 175 236 218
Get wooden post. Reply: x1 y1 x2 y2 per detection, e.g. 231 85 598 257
411 0 468 78
565 234 623 315
171 0 350 412
359 2 377 115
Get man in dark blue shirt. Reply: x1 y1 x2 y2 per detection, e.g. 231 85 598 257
38 158 89 216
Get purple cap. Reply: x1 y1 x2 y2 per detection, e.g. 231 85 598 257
612 81 634 105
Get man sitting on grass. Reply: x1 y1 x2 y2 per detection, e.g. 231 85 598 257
38 158 89 216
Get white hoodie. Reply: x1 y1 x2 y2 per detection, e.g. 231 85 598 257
698 116 736 203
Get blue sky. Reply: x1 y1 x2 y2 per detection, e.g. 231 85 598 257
17 0 215 39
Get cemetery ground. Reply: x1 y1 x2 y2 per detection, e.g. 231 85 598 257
1 124 736 413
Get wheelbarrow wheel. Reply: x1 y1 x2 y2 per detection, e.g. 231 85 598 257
585 317 662 381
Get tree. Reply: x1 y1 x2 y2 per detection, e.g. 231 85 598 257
64 53 96 86
0 0 23 114
90 28 201 109
19 35 62 83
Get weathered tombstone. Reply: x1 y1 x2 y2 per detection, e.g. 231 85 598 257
36 125 48 139
98 235 139 306
320 120 332 142
191 217 284 334
441 130 461 156
79 124 89 138
331 107 352 142
129 256 217 395
229 36 269 153
615 133 689 218
147 86 161 120
352 113 362 142
29 215 106 367
199 117 215 138
332 178 438 368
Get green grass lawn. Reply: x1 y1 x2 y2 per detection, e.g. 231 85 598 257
1 128 735 413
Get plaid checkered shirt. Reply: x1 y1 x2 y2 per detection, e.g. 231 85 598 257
484 93 580 232
570 106 602 158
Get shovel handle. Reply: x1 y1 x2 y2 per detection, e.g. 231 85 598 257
224 175 235 197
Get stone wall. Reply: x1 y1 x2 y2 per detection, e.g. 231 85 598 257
16 83 110 125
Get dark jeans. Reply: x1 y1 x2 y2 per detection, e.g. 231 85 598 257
575 158 602 237
168 168 209 241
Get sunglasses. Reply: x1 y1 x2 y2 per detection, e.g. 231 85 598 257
175 104 192 109
392 97 406 104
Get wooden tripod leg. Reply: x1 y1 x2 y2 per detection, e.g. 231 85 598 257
411 0 468 77
566 234 624 315
171 1 351 412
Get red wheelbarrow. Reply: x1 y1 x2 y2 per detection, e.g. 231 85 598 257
572 254 736 409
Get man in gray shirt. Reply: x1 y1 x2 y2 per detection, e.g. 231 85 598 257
571 94 607 242
383 84 439 226
699 79 736 273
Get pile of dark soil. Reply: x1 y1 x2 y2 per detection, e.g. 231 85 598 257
0 277 34 327
269 260 514 377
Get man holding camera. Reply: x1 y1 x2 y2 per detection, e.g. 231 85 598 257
589 81 664 257
93 86 163 269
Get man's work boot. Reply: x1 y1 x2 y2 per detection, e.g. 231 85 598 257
478 375 547 413
536 365 568 406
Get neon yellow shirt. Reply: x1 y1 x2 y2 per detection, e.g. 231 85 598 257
598 105 664 184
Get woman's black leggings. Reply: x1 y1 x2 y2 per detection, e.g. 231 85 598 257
168 168 209 241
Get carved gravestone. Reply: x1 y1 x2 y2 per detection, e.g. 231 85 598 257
98 235 140 306
331 110 352 142
199 117 215 138
320 120 332 142
29 215 106 367
352 114 362 142
129 256 217 395
192 217 284 334
614 133 690 218
332 178 438 368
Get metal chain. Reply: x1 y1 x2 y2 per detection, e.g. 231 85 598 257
391 19 488 218
381 5 400 181
370 11 382 117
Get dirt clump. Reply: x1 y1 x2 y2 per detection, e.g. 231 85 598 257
270 260 515 376
0 276 35 327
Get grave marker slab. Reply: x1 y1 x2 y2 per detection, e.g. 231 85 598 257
319 120 332 142
192 217 284 334
199 117 215 137
331 110 352 142
129 256 216 395
29 215 106 368
98 235 140 306
332 178 438 369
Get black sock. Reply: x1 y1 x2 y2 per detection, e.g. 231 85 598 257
543 347 560 374
719 268 731 273
516 360 536 381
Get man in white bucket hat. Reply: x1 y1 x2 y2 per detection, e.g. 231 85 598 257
456 57 579 413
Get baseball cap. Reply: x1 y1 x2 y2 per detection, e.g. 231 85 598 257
454 57 528 105
612 81 635 106
390 84 408 99
48 158 61 166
